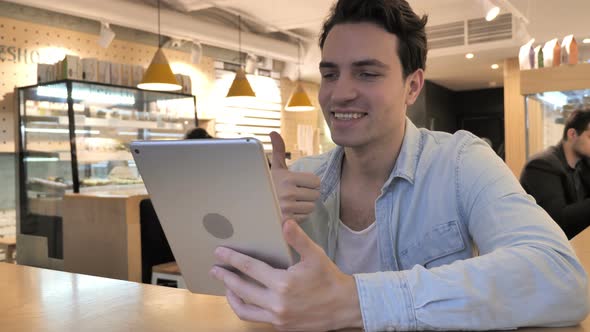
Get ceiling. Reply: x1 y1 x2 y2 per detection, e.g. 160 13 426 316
10 0 590 91
151 0 590 91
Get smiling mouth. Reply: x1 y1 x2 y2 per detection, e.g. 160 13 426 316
332 112 368 120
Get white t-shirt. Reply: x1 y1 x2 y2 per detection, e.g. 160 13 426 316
334 219 381 275
330 187 381 275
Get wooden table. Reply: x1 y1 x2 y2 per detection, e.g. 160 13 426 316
1 230 590 331
0 263 272 331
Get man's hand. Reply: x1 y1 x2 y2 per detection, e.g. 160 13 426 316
270 132 321 223
209 220 363 331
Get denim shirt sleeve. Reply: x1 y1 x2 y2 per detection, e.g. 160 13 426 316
354 137 589 331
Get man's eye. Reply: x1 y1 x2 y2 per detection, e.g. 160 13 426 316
359 72 380 79
321 72 338 80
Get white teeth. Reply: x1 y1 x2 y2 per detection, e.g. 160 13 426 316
333 112 366 120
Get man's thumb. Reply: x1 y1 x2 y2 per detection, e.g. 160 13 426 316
283 220 317 261
270 131 287 169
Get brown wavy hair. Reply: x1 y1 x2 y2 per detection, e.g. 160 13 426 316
319 0 428 79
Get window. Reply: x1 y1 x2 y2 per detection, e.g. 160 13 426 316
210 62 282 151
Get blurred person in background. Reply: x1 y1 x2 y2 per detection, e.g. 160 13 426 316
521 109 590 239
185 127 213 139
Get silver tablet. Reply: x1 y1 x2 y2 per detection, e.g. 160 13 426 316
131 138 294 295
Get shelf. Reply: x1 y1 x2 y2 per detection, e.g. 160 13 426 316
24 111 189 130
520 62 590 95
24 149 132 163
24 149 65 156
59 150 132 163
77 184 147 196
83 117 186 130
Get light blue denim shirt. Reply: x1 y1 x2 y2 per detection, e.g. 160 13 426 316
291 119 589 331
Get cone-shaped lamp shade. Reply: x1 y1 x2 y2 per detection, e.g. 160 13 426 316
226 68 256 98
285 82 314 111
138 48 182 91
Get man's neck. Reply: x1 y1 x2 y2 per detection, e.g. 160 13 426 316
562 141 581 169
341 126 405 187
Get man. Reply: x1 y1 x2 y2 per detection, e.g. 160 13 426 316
209 0 589 331
521 109 590 239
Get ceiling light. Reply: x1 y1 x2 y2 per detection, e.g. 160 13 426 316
583 38 590 44
24 157 60 162
191 41 202 64
244 53 258 74
97 22 115 48
285 40 314 112
481 0 500 21
466 53 475 59
137 0 182 91
286 84 314 111
486 6 500 21
226 67 256 97
491 63 499 70
226 15 256 98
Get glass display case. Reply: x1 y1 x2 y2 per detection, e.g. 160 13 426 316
0 153 16 238
525 88 590 158
16 79 197 259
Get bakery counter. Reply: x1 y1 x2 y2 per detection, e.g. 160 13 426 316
62 191 148 282
29 197 63 217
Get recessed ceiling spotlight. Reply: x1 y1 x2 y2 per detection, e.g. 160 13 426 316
465 53 475 59
485 6 500 21
491 63 500 70
481 0 501 21
583 38 590 44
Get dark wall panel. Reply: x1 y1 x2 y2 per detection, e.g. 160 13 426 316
455 88 505 158
407 87 427 128
425 81 456 133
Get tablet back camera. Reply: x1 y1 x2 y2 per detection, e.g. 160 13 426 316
202 213 234 239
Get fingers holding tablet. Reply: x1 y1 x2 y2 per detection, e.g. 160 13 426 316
270 132 321 223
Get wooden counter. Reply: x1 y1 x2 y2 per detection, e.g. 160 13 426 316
62 191 148 282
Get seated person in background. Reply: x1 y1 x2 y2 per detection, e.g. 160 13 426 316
185 127 213 139
208 0 589 331
521 109 590 239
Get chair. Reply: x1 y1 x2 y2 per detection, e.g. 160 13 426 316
151 261 186 289
0 236 16 263
139 199 175 284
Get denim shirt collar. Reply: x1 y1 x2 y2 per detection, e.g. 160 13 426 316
385 119 422 187
318 118 423 202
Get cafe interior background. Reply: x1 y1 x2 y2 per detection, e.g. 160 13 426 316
0 0 589 283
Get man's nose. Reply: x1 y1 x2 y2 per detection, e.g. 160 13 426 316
331 75 357 104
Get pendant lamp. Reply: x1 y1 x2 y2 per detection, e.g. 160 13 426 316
285 40 314 111
138 0 181 91
226 15 256 98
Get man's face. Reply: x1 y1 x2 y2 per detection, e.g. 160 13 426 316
318 22 422 149
572 125 590 159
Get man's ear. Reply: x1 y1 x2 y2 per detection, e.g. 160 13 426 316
405 69 424 106
567 128 579 141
